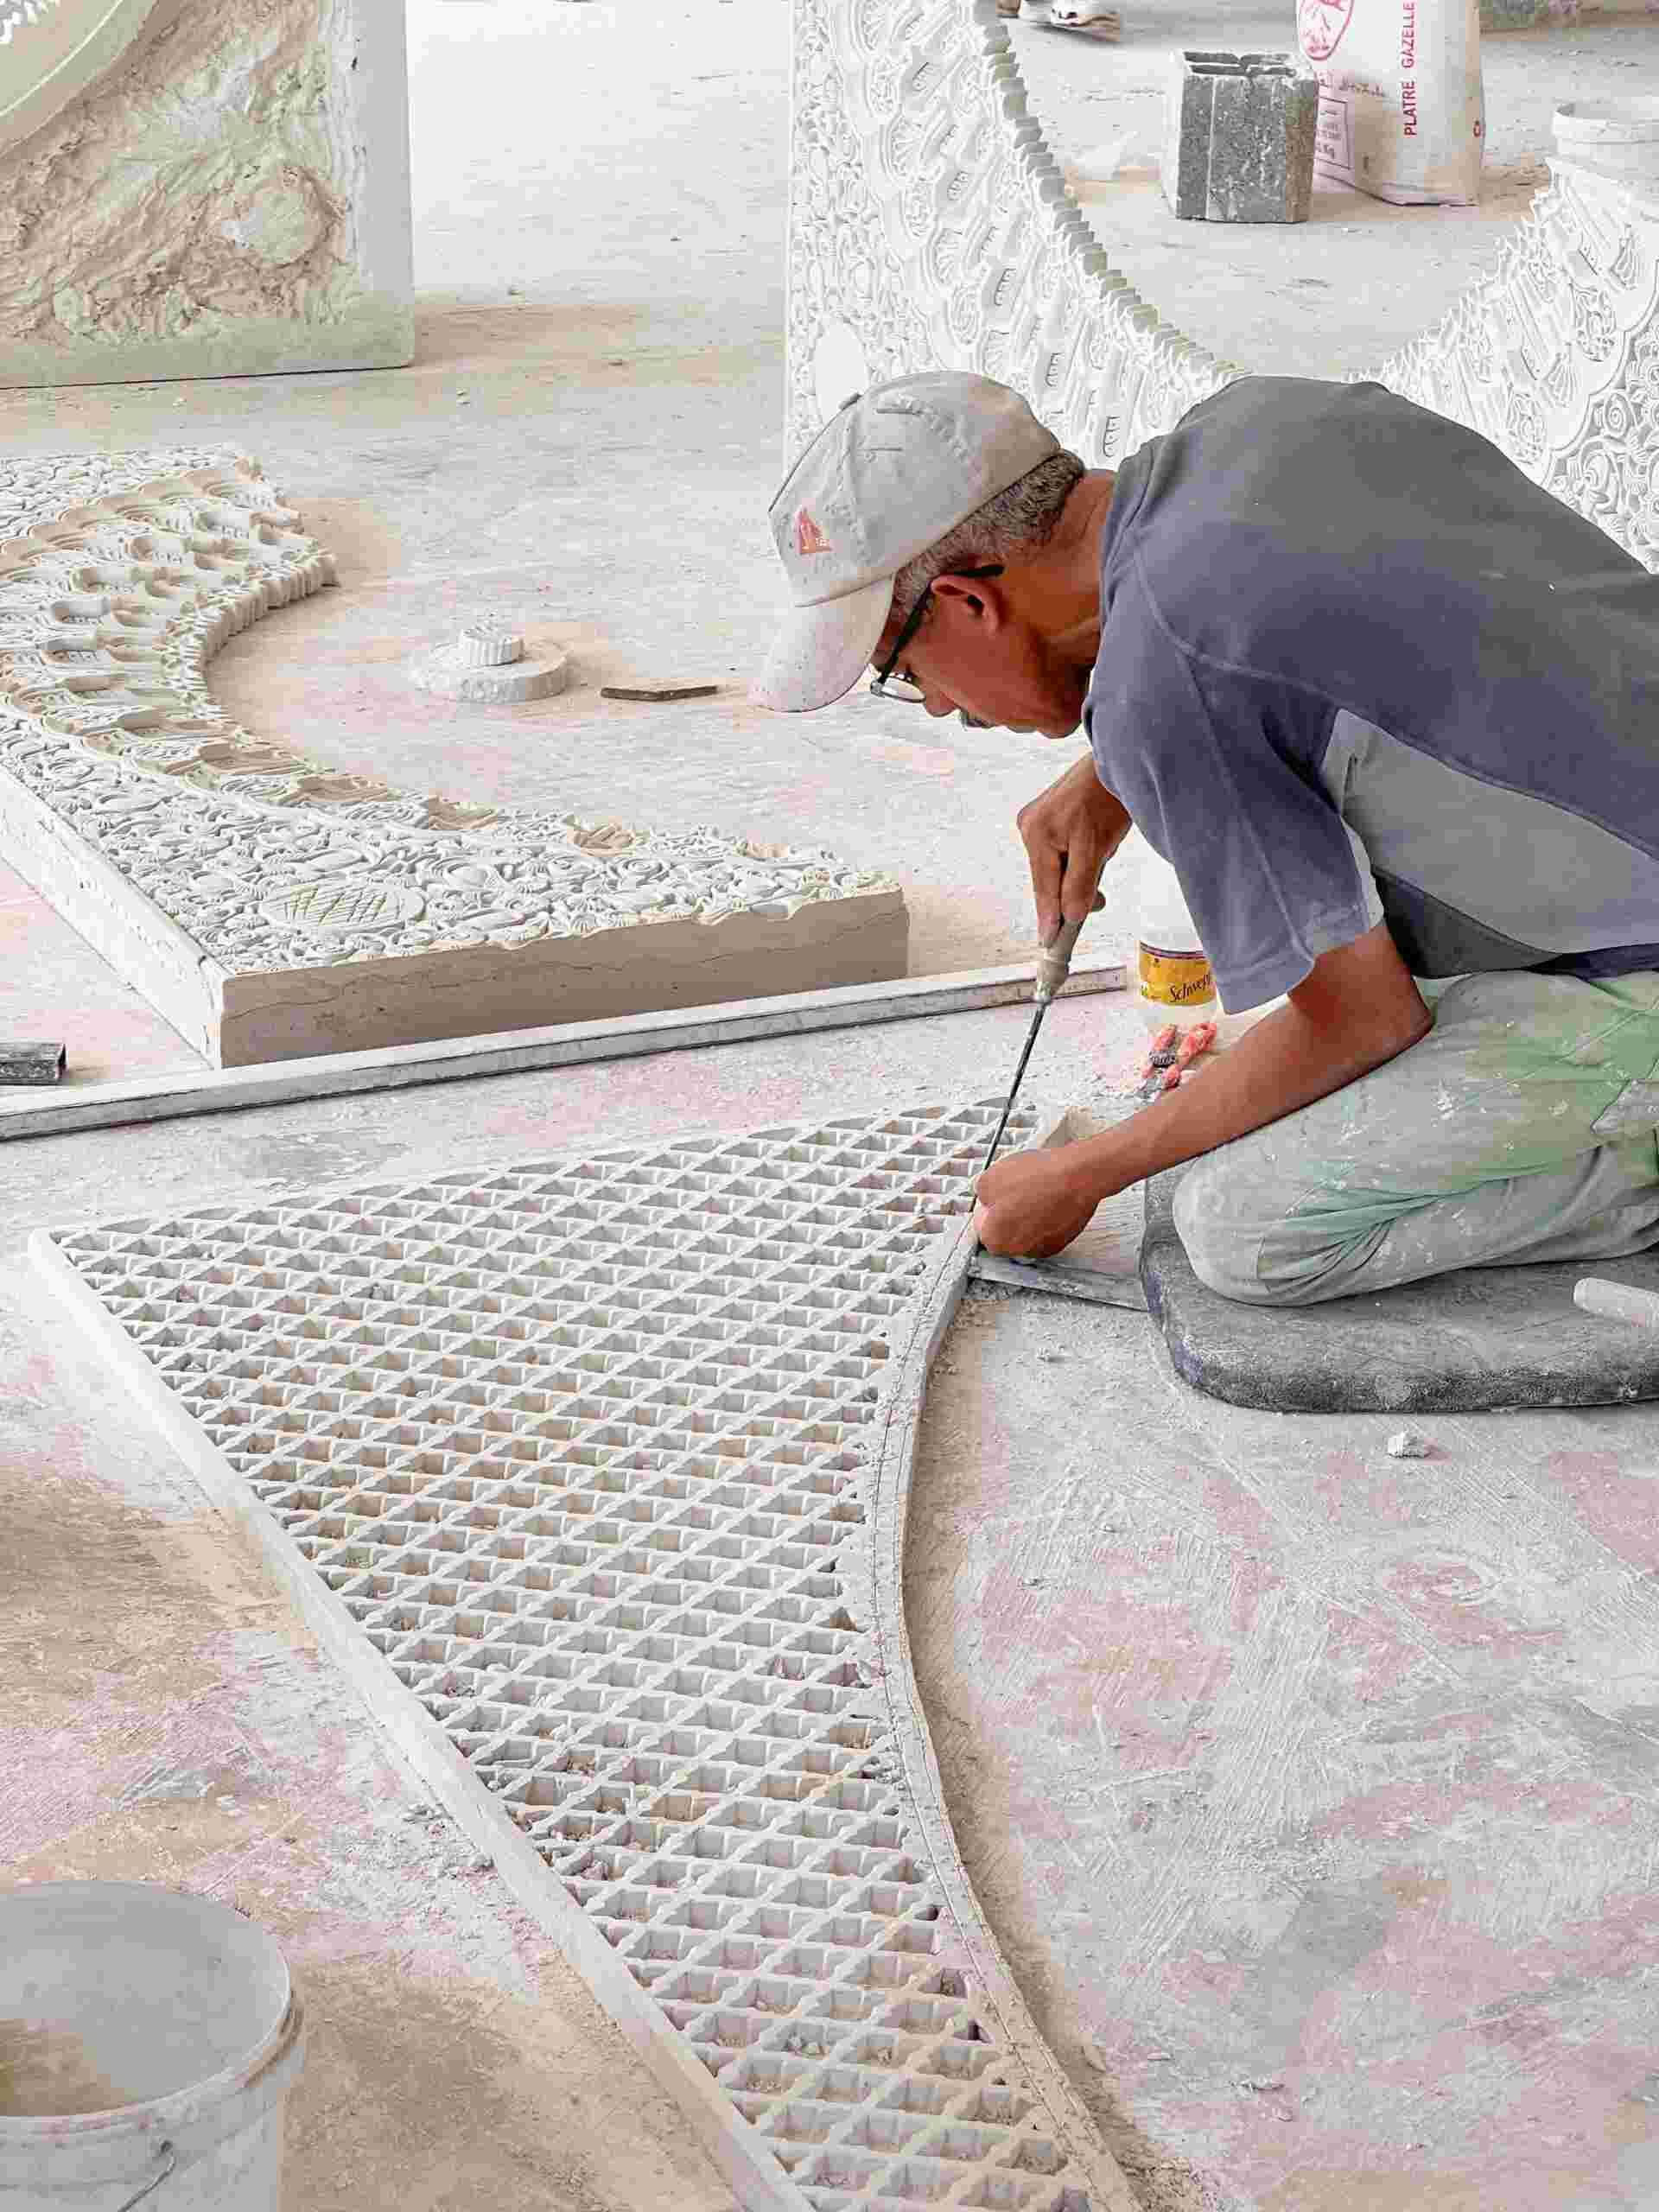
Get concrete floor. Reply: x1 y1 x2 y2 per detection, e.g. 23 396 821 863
8 3 1659 2208
912 1287 1659 2210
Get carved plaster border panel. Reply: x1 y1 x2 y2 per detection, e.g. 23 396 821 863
789 0 1659 568
0 449 906 1066
35 1097 1138 2212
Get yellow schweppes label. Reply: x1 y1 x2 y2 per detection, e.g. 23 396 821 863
1138 943 1215 1007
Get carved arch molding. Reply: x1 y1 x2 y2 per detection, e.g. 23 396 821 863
788 0 1659 572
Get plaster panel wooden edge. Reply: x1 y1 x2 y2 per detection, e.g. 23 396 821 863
29 1224 810 2212
216 891 911 1065
853 1108 1144 2212
0 957 1127 1141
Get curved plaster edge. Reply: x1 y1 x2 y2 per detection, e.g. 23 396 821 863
852 1105 1142 2212
0 0 168 156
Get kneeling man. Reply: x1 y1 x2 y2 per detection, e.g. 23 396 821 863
754 371 1659 1306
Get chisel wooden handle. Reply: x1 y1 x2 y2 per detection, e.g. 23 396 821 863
1035 912 1088 1002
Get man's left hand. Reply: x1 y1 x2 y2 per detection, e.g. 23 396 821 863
975 1142 1115 1258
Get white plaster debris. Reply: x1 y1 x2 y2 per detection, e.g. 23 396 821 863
0 450 905 1062
408 620 570 703
41 1099 1105 2212
1385 1428 1433 1459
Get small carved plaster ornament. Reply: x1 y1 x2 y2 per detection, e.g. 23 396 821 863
407 619 571 704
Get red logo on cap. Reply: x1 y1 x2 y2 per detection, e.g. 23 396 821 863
795 508 831 557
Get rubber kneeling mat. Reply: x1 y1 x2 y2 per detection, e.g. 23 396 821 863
1139 1169 1659 1414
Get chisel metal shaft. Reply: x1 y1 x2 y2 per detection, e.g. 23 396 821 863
980 911 1088 1173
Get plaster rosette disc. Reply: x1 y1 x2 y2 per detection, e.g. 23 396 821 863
408 619 570 703
34 1097 1136 2212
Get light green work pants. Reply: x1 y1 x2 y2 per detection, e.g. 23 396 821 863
1173 969 1659 1306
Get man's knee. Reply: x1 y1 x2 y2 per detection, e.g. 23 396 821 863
1171 1156 1282 1304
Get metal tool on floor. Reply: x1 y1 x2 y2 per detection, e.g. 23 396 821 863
971 899 1149 1310
969 1248 1148 1310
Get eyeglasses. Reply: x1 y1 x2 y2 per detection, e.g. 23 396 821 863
868 564 1003 704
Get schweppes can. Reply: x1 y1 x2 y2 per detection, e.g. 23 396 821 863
1138 940 1217 1014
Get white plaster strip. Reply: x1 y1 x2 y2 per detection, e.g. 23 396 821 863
0 958 1125 1141
33 1098 1135 2211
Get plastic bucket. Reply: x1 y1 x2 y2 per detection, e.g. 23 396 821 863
1554 98 1659 187
0 1884 305 2210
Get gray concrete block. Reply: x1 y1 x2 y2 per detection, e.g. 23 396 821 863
1162 51 1318 224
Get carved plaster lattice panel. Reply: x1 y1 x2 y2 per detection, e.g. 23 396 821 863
0 449 906 1066
0 0 411 385
790 0 1659 569
786 0 1232 470
1376 162 1659 568
35 1099 1135 2212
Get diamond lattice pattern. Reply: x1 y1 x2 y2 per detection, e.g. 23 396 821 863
48 1100 1094 2212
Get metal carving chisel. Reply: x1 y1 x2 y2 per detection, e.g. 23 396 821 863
980 909 1089 1173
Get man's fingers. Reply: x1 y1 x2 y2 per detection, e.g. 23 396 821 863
1058 861 1109 926
1025 834 1064 945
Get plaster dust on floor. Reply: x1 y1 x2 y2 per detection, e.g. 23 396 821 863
0 1286 734 2212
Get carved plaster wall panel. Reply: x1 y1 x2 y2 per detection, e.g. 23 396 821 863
789 0 1659 570
1376 162 1659 569
0 450 906 1066
0 0 412 386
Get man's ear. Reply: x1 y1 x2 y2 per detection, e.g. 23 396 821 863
931 572 1005 631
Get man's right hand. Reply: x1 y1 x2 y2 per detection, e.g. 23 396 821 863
1016 754 1132 944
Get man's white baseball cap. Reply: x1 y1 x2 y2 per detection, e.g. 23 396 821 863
752 372 1063 714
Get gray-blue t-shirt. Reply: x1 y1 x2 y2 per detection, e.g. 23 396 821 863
1084 374 1659 1012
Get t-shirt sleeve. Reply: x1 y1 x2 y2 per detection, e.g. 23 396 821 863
1086 569 1384 1011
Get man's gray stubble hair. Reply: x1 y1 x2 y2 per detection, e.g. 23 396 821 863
887 450 1087 630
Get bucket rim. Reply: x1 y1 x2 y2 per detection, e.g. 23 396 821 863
1554 95 1659 134
0 1882 297 2151
0 1995 303 2152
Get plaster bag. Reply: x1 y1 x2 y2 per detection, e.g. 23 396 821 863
1297 0 1484 206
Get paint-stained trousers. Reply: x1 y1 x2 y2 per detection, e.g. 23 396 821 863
1173 969 1659 1306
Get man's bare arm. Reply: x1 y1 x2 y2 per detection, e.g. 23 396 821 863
976 923 1433 1257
